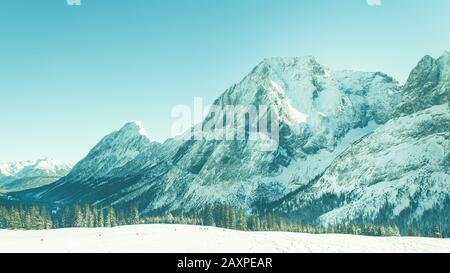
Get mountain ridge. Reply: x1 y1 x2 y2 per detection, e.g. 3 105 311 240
8 53 449 235
0 159 72 193
14 55 400 211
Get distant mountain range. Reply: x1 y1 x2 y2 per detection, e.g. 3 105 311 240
0 159 72 193
7 52 450 234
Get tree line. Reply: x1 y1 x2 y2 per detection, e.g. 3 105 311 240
199 203 404 237
0 204 140 230
0 203 446 238
142 204 420 237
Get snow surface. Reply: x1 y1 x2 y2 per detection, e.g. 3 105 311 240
0 224 448 253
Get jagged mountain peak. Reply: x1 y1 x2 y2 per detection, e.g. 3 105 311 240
98 121 155 149
118 121 153 142
396 52 450 116
63 121 158 181
440 50 450 58
216 55 399 132
212 56 332 126
411 52 450 70
437 51 450 76
257 56 321 69
248 56 327 81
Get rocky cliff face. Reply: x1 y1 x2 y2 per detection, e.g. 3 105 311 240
396 52 450 116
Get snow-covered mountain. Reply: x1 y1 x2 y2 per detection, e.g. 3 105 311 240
0 159 72 193
12 53 449 234
271 53 450 233
142 57 400 213
21 121 166 203
65 121 159 181
17 56 400 213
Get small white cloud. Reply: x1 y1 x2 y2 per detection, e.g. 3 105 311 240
67 0 81 6
367 0 382 6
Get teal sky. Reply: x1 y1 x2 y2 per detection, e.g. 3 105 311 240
1 0 449 163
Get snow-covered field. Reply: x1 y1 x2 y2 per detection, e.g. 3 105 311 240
0 224 449 253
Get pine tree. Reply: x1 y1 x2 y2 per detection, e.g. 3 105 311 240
278 215 286 231
237 207 247 231
130 207 140 225
40 208 52 229
118 209 127 226
51 213 59 229
203 203 215 226
61 207 72 228
166 213 174 224
27 206 39 229
104 209 111 227
98 208 105 228
227 207 236 229
24 210 33 229
106 207 117 227
92 206 99 227
220 204 228 228
213 205 221 227
249 216 258 231
73 205 85 227
0 207 10 229
387 225 400 236
8 207 21 230
265 213 276 230
84 204 95 227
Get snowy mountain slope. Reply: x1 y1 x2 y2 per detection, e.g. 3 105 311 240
0 224 448 253
65 121 158 181
272 104 449 226
19 121 166 203
271 53 450 233
0 159 71 193
15 57 400 213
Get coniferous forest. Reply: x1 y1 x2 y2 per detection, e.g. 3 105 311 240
0 203 447 238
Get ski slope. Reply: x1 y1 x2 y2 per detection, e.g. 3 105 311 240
0 224 448 253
